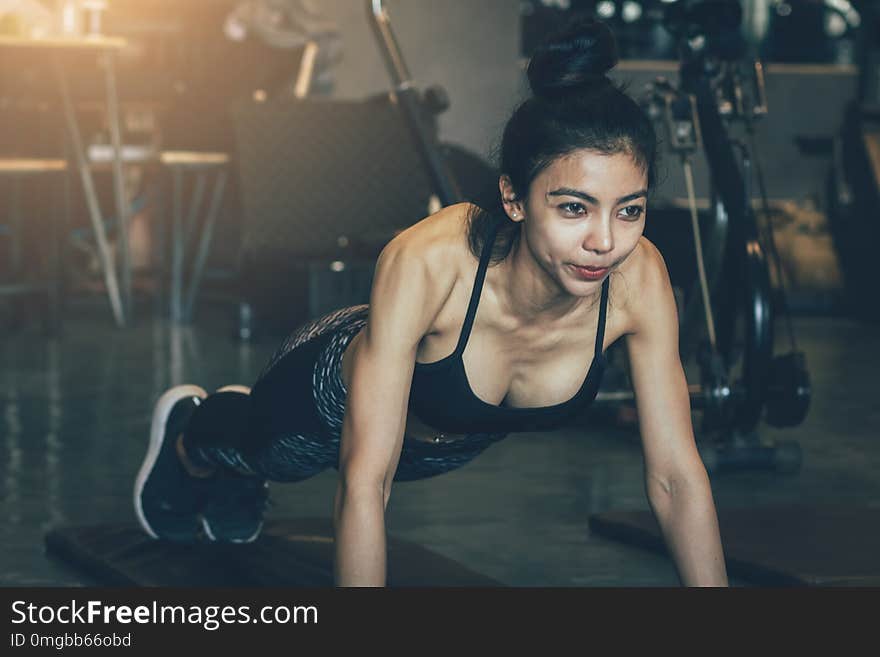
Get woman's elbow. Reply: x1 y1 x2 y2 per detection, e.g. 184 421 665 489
336 465 392 514
646 462 712 504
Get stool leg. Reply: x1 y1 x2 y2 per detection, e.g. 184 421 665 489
46 172 62 335
59 146 72 313
11 175 23 276
103 50 133 323
54 55 126 327
183 169 227 322
170 168 184 323
182 172 206 255
146 178 166 317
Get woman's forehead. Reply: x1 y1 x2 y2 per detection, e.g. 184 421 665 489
551 149 644 179
535 150 647 196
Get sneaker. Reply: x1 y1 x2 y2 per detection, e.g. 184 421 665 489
200 472 270 544
196 383 268 544
133 384 211 542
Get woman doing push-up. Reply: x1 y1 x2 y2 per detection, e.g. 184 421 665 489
134 18 728 587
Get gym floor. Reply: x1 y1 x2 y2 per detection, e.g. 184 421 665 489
1 299 878 587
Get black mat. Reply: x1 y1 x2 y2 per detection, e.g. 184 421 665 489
45 518 502 587
589 506 880 586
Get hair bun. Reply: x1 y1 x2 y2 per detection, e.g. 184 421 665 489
526 17 619 100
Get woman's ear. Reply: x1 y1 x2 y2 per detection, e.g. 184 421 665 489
499 175 525 223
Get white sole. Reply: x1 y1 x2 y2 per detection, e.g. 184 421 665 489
200 515 263 544
133 384 207 540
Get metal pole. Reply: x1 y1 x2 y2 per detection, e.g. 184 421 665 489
683 158 718 349
183 169 228 322
102 50 133 322
53 55 126 327
366 0 462 206
170 168 184 323
182 173 206 254
10 175 22 274
595 384 704 405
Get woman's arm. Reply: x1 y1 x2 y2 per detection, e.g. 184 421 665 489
334 221 456 586
623 238 728 587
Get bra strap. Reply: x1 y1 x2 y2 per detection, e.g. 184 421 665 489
594 276 610 356
455 217 500 354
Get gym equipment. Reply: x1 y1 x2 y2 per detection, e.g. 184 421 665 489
233 0 496 335
232 93 437 334
668 1 811 471
594 0 812 474
45 517 501 586
368 0 463 207
367 0 498 212
590 505 880 586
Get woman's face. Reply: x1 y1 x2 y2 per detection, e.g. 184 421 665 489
504 148 648 298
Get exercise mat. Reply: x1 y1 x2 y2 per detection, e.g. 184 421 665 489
44 518 501 587
589 505 880 586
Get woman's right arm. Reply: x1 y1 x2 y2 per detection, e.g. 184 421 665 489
333 232 452 586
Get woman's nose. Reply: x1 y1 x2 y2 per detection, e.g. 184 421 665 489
582 220 613 254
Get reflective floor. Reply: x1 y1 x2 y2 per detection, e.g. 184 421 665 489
1 299 879 587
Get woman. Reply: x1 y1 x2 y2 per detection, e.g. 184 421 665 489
134 18 728 587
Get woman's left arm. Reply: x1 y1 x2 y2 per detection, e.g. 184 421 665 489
623 239 728 587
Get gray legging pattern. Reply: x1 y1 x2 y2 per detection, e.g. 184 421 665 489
187 305 508 483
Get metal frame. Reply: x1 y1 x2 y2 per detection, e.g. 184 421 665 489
679 45 775 434
367 0 462 206
0 36 133 326
164 154 229 324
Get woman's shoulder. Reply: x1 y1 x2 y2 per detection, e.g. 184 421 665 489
613 235 674 331
373 202 474 307
384 202 475 274
625 235 669 284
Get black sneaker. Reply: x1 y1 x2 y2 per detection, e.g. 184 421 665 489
134 384 211 542
200 472 270 544
197 383 268 544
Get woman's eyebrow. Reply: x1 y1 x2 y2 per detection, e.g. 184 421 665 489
547 187 648 204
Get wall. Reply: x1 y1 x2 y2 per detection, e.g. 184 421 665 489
321 1 856 204
321 0 522 161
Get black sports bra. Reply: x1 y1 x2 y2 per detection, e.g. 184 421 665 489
407 218 610 435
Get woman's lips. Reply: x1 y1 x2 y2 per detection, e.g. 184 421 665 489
569 264 610 281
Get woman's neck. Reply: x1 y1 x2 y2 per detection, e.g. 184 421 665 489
494 233 598 324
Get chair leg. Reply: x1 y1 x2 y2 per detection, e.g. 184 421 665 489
10 175 23 277
45 173 63 336
183 169 227 323
9 177 27 331
170 168 184 323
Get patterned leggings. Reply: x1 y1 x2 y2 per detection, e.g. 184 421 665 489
181 305 507 483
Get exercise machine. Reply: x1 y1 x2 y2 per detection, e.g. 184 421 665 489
233 0 495 336
596 1 814 473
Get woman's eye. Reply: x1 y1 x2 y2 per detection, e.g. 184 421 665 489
620 205 644 220
560 202 586 216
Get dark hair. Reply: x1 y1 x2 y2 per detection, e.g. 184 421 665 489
467 17 658 263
